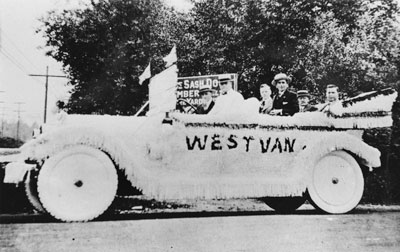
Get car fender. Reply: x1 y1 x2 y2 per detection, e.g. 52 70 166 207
3 161 36 184
293 132 381 186
19 125 149 187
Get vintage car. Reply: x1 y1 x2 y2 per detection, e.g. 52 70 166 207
2 66 397 222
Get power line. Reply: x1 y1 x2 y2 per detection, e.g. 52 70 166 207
1 48 64 102
29 66 68 123
1 47 29 72
1 30 69 108
0 49 31 74
1 31 42 73
0 14 67 106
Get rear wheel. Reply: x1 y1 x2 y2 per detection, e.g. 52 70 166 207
37 146 118 222
307 150 364 214
261 197 305 213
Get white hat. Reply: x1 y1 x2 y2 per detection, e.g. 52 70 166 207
271 73 292 86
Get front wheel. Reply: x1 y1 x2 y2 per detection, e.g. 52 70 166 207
307 150 364 214
261 197 305 213
37 145 118 222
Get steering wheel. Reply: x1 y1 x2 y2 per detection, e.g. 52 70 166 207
176 99 199 114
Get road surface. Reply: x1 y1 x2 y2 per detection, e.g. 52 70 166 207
1 208 400 252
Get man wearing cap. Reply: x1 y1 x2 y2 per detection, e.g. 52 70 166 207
197 87 215 114
297 90 318 112
209 77 244 115
270 73 299 116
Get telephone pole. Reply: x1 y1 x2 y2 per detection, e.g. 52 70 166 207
0 101 3 137
14 102 25 140
0 107 12 138
29 66 68 123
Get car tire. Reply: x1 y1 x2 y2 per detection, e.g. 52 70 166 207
307 150 364 214
37 145 118 222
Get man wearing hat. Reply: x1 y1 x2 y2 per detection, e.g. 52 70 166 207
209 77 244 115
297 90 318 112
197 86 215 114
270 73 299 116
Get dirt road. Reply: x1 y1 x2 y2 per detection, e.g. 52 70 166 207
1 207 400 252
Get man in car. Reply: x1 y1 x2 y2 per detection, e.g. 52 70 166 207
270 73 299 116
319 84 342 112
208 78 244 115
197 86 215 114
297 90 318 112
259 83 273 114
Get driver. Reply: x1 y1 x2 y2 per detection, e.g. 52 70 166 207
197 87 215 114
208 78 244 115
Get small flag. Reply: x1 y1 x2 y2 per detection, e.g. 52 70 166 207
162 45 177 68
148 64 178 114
139 62 151 85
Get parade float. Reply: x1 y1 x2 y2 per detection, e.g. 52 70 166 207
2 56 398 221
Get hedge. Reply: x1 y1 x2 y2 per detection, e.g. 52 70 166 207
361 84 400 204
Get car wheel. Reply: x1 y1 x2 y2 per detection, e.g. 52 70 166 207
307 150 364 214
37 145 118 222
261 197 305 213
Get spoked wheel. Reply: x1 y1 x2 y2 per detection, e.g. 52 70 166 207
261 197 305 213
307 150 364 214
37 146 118 222
24 169 46 213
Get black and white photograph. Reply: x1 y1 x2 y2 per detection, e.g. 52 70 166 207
1 0 400 251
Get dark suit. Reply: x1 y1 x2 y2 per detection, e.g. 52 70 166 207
197 100 215 114
272 90 299 116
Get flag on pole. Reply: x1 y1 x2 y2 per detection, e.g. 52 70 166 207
162 45 177 68
138 62 151 85
148 64 178 114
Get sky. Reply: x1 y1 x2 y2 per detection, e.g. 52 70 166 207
0 0 192 125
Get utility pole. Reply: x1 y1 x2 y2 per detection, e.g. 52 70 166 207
0 112 4 137
14 102 25 140
29 66 68 123
0 101 3 137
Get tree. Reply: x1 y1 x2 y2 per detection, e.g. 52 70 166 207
38 0 181 115
290 2 400 97
178 0 331 97
177 0 389 98
39 0 400 110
